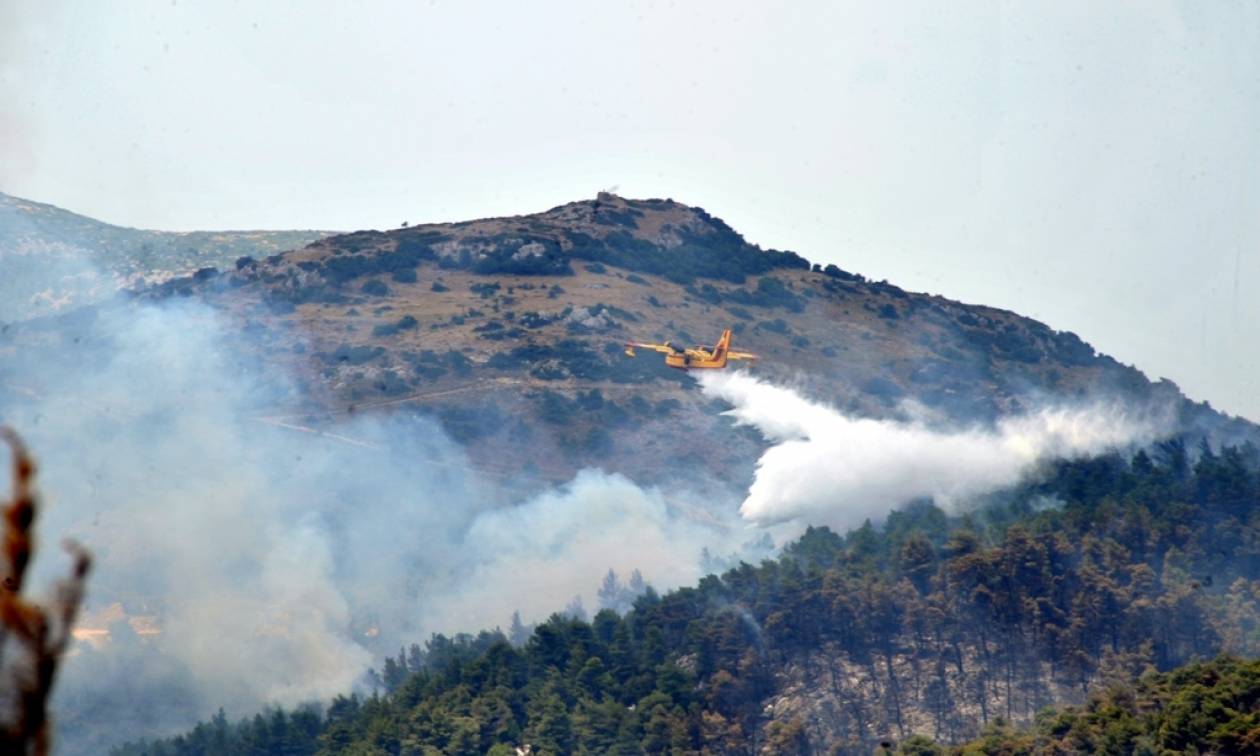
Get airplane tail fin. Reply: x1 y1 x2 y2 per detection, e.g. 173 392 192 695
712 329 732 365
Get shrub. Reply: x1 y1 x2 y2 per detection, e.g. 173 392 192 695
372 370 412 395
870 280 908 299
593 207 642 228
599 304 640 322
724 277 805 312
445 350 472 375
402 351 449 380
470 283 500 299
563 224 810 286
361 279 389 296
430 235 574 276
685 283 723 305
318 236 437 285
435 402 507 443
393 234 440 262
319 344 384 365
372 314 419 337
862 376 903 400
823 263 863 282
538 391 572 424
322 255 375 285
518 312 555 329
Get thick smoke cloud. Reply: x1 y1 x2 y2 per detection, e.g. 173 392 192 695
427 470 723 631
0 296 745 753
699 371 1171 529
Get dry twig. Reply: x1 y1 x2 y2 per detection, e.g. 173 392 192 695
0 427 92 755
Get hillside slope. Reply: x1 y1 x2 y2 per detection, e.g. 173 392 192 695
0 191 332 322
84 192 1257 485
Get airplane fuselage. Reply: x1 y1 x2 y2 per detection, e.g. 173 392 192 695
664 349 727 369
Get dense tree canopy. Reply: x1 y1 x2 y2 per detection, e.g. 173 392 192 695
116 439 1260 755
937 656 1260 755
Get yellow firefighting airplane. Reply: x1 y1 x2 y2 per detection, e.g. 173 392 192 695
623 328 757 370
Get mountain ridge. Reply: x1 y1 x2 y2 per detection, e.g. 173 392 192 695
0 190 334 322
124 192 1258 481
5 192 1255 487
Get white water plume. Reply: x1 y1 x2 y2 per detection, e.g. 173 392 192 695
699 371 1171 529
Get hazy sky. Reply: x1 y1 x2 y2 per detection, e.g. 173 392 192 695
2 1 1257 420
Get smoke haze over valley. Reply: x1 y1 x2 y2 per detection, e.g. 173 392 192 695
0 293 750 752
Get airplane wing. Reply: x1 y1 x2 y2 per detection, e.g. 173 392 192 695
625 341 680 355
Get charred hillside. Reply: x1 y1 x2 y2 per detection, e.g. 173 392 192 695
95 192 1252 484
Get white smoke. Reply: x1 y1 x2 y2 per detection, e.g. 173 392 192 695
425 470 718 632
0 297 745 753
699 371 1171 529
